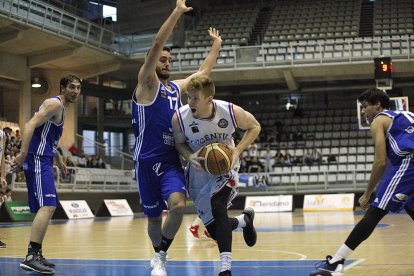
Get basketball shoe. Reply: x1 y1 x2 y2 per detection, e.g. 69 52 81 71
242 207 257 247
219 270 232 276
151 251 167 276
20 252 55 274
189 224 200 238
0 241 6 248
38 249 55 268
309 255 344 276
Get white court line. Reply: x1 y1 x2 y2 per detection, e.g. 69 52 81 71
344 258 366 271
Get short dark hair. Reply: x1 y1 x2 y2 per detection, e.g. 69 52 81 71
357 88 390 109
60 74 81 88
146 46 171 56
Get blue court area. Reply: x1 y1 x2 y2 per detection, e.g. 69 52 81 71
0 257 358 276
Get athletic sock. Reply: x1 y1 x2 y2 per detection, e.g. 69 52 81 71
220 252 232 272
28 241 42 254
330 244 353 263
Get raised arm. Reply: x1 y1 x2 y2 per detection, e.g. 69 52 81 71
136 0 192 101
171 112 203 170
11 99 62 172
175 27 222 91
231 105 261 167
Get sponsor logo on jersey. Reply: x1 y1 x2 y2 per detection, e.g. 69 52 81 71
405 126 414 133
189 121 199 133
218 118 228 128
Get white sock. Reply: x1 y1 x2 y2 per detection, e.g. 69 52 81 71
220 252 232 272
235 214 246 229
330 244 353 263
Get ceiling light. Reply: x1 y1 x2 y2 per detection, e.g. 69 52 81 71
31 77 41 88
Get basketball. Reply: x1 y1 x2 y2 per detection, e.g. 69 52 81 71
198 143 233 176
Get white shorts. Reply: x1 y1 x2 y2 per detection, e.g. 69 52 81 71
186 165 238 226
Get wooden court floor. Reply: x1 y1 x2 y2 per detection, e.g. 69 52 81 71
0 210 413 275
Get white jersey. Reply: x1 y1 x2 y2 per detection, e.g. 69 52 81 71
176 99 237 152
176 99 239 225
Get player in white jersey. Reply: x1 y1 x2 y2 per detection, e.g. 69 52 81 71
172 75 261 276
0 129 7 248
310 88 414 276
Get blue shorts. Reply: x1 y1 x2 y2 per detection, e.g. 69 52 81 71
135 157 186 217
23 155 58 213
372 155 414 212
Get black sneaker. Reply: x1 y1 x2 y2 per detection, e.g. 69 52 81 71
309 255 344 276
218 270 232 276
39 249 56 268
20 252 55 274
0 241 6 248
242 207 257 247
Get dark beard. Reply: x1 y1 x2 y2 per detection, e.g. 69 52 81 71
156 69 169 80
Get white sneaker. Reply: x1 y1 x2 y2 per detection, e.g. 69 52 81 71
150 256 155 268
151 251 167 276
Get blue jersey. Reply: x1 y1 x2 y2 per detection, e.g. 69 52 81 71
379 110 414 165
132 81 182 161
28 96 65 157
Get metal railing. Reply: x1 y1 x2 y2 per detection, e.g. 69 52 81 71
0 0 123 53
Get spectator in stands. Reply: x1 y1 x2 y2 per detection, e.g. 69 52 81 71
250 142 259 157
273 149 284 167
0 191 4 207
310 88 414 276
97 156 106 169
311 148 322 165
248 156 263 173
303 149 313 166
11 74 81 274
130 1 223 275
66 156 75 167
283 150 294 166
263 147 272 172
3 188 12 202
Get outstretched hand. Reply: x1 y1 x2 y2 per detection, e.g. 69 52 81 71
208 27 222 44
176 0 192 13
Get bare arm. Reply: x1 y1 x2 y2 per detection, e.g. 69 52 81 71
136 0 192 102
55 150 68 176
11 99 62 171
232 105 261 167
359 115 389 210
175 27 222 91
172 112 203 170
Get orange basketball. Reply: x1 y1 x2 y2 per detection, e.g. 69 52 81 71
198 143 233 176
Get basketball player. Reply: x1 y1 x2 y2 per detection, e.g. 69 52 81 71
131 1 222 275
310 88 414 276
172 75 261 276
0 129 7 248
11 75 81 274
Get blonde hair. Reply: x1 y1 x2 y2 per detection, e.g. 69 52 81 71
187 75 215 98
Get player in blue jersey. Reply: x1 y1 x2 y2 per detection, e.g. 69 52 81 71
310 88 414 276
11 74 81 274
131 1 222 275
